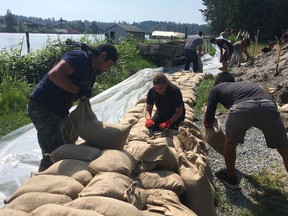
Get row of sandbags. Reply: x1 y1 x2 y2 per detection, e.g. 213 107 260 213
1 71 218 216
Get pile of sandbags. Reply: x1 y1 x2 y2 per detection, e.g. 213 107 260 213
0 71 217 216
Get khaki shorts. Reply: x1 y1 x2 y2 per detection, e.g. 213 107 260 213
226 99 288 148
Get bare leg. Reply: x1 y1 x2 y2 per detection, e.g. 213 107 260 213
224 137 237 178
277 145 288 172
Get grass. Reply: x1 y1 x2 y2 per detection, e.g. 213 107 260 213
0 111 31 137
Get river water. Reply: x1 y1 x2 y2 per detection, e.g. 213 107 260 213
0 33 105 54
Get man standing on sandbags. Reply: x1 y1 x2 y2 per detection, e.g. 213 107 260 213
204 72 288 189
184 31 203 72
27 43 118 172
145 72 185 132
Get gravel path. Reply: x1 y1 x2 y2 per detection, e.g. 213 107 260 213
195 114 286 215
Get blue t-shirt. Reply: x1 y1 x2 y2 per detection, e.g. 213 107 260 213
30 50 97 117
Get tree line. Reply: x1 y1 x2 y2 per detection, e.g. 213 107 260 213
201 0 288 40
0 10 210 36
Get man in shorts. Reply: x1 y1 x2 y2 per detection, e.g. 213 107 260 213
204 72 288 188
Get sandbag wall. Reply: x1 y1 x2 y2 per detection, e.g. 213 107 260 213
0 71 216 216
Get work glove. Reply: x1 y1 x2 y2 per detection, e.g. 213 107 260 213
145 119 155 128
77 88 92 101
159 119 172 130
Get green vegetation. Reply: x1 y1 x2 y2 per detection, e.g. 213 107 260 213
201 0 288 40
193 75 226 115
0 36 155 137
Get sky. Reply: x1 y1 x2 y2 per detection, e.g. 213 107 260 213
1 0 206 25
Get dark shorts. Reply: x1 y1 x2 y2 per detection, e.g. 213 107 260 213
226 99 288 148
148 110 185 132
27 100 68 168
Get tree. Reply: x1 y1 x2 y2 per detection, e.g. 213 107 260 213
4 10 17 32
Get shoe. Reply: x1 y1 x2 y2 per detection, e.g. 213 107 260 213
215 170 241 189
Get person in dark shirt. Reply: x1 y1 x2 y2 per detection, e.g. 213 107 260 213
204 72 288 188
28 43 118 172
261 42 274 53
145 72 185 132
210 37 234 72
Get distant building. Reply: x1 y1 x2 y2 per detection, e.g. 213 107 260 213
105 23 145 43
151 31 185 39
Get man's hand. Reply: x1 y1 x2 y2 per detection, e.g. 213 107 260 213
145 119 155 128
77 88 92 100
159 119 172 129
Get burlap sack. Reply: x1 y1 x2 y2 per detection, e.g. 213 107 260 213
203 117 225 155
38 159 92 186
123 141 165 162
79 172 147 210
140 210 165 216
177 127 205 151
0 209 29 216
135 170 185 195
128 126 151 141
178 151 216 216
146 137 174 148
6 175 84 203
49 144 101 163
3 192 72 213
31 204 104 216
88 149 137 176
145 189 180 204
65 196 143 216
70 100 131 150
154 147 179 173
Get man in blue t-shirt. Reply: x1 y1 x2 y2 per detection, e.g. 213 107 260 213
28 43 118 172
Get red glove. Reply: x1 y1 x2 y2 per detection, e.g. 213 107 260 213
145 119 155 128
159 119 172 129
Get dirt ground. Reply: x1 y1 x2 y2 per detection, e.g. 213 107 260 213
233 43 288 128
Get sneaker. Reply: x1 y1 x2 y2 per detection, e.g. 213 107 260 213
215 170 241 189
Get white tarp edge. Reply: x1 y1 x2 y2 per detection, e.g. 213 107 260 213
0 53 221 207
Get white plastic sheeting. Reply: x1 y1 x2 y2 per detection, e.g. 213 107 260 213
0 53 221 207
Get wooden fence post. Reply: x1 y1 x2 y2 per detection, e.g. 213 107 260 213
25 31 30 53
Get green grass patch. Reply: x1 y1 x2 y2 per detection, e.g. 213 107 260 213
0 111 31 137
193 75 226 115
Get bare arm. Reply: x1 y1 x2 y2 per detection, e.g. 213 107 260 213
145 104 154 120
48 60 80 94
169 106 183 123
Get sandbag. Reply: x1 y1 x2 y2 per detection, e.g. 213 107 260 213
37 159 92 186
3 192 72 213
203 117 225 155
65 196 143 216
123 141 165 162
146 189 180 204
6 175 84 203
128 126 151 141
135 170 185 195
88 149 137 176
0 208 29 216
31 204 104 216
178 151 216 216
70 100 131 150
140 210 165 216
79 172 147 210
49 144 101 163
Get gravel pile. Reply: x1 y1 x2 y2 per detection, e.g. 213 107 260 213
195 114 284 215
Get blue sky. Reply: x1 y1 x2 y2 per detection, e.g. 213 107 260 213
1 0 206 24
